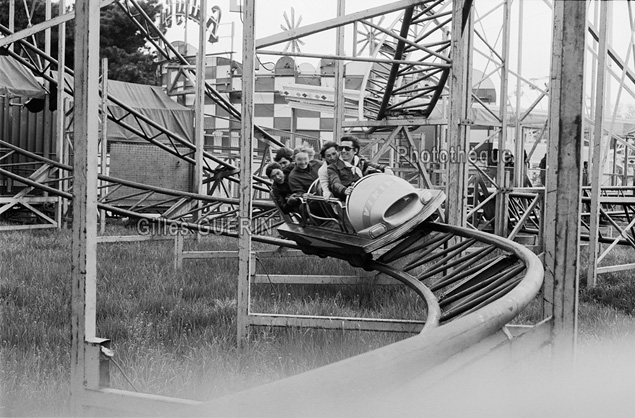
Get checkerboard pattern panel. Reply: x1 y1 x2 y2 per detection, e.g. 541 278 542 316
200 57 336 136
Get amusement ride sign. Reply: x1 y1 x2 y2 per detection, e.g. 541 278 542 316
160 0 222 43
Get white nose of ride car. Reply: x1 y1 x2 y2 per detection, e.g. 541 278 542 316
346 173 431 238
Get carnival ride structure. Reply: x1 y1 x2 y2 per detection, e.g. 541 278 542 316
0 0 631 415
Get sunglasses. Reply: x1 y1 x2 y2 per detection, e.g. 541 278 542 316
338 146 354 152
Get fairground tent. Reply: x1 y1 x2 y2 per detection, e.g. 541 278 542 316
0 54 49 112
0 54 46 99
107 80 194 143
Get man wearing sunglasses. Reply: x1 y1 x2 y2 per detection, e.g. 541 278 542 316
327 135 394 199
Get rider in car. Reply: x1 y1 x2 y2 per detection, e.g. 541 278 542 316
327 136 394 199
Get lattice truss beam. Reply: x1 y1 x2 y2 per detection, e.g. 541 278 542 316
0 153 59 229
0 0 282 199
461 0 635 251
0 0 462 229
581 186 635 251
0 139 283 237
466 169 635 244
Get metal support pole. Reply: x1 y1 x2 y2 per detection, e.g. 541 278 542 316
291 107 297 146
588 0 599 121
8 0 14 52
174 233 184 270
611 137 617 186
100 58 108 234
55 0 66 228
237 0 256 345
446 0 473 227
194 0 207 219
543 0 586 368
495 0 511 236
620 142 630 186
333 0 346 141
353 21 358 57
587 0 608 288
184 0 189 56
514 0 524 188
44 0 52 160
70 1 100 413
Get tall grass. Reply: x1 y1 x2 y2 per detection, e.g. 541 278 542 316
0 225 410 416
1 225 634 416
1 229 73 416
577 245 635 346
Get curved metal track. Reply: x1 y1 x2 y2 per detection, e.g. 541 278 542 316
358 0 452 127
281 216 540 328
1 136 542 330
0 4 546 412
0 0 541 334
1 136 545 416
180 220 544 416
0 0 542 327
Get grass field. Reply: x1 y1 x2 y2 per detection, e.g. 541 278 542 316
1 225 634 416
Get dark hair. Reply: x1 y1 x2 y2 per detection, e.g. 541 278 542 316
339 135 360 151
320 141 339 158
265 162 282 179
274 147 293 162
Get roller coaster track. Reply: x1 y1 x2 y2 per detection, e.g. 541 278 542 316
357 0 452 128
0 136 542 331
1 133 542 328
0 0 542 328
0 0 541 323
1 129 545 414
0 3 547 412
180 219 544 416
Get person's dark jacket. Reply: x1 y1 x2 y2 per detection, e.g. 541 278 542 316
282 163 295 179
288 160 321 194
327 156 388 199
270 181 297 214
327 159 362 199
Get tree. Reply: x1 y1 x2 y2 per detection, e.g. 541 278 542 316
97 0 162 84
0 0 61 54
1 0 162 85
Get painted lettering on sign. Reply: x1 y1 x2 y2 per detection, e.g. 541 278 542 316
160 0 222 43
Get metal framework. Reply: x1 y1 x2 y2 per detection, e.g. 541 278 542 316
0 139 284 240
455 0 635 289
0 0 632 414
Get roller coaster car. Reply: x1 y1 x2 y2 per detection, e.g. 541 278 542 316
275 173 445 262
